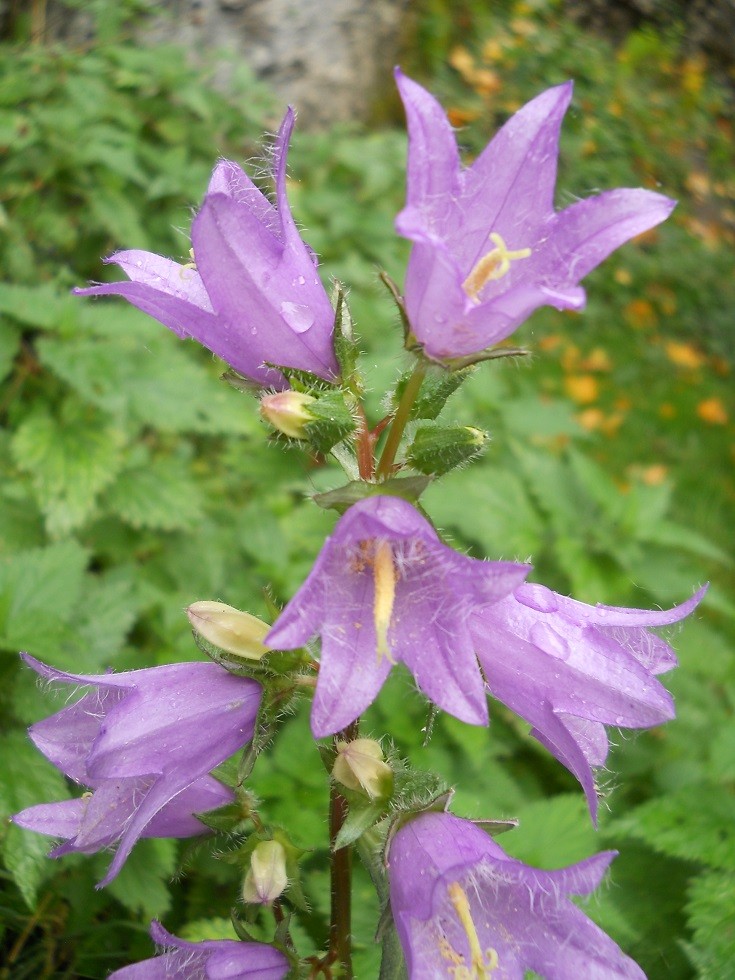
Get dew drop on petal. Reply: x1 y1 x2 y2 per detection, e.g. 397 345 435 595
530 622 570 661
280 301 314 334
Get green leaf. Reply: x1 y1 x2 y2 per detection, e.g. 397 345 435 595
499 794 598 869
12 402 126 537
612 785 735 870
0 282 77 331
684 870 735 977
0 541 88 654
39 312 257 435
424 464 543 560
0 317 20 383
179 917 238 943
103 455 204 531
0 730 70 907
106 838 177 918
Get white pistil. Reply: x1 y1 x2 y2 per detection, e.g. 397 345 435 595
462 233 531 302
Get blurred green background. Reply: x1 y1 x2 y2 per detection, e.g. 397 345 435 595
1 0 733 976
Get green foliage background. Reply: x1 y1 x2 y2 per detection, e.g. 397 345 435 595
0 0 733 976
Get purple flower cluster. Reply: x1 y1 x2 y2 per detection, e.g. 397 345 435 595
13 655 261 886
15 70 704 978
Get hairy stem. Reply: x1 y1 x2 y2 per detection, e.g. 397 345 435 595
375 359 427 480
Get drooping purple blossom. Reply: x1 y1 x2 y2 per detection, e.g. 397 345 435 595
13 655 262 886
75 110 338 389
107 921 289 979
388 810 644 979
394 69 676 361
470 582 707 820
266 495 529 736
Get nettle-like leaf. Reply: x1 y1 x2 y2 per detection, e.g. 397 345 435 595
684 870 735 977
612 785 735 871
105 839 178 918
12 401 126 537
38 329 257 437
0 730 70 907
0 541 88 654
102 453 205 532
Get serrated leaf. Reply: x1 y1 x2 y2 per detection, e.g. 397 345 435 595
103 455 204 531
105 838 177 917
0 281 77 330
613 785 735 870
684 870 735 977
0 730 70 907
0 541 88 654
424 464 542 560
12 403 126 537
498 794 598 869
39 318 257 435
58 571 139 671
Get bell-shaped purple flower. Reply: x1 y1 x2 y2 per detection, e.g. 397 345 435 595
388 811 644 979
13 655 262 886
266 496 529 736
394 69 676 361
107 921 289 979
470 583 707 821
75 109 338 389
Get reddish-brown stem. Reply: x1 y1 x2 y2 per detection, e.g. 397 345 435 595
354 404 374 480
328 720 359 977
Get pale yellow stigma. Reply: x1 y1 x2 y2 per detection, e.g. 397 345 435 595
443 882 499 979
373 540 397 664
462 233 531 303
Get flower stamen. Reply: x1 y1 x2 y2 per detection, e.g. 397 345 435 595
447 881 499 977
462 233 531 303
373 540 397 664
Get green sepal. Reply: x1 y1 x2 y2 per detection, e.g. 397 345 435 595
442 345 529 370
312 474 432 513
378 270 412 346
332 280 362 391
392 364 475 421
406 422 488 476
302 390 357 454
474 818 520 837
334 801 386 850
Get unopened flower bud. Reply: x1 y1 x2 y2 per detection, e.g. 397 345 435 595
260 391 316 439
333 738 394 801
406 423 488 476
242 839 288 906
187 601 270 661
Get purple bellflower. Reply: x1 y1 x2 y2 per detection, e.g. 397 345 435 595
13 654 262 886
394 69 676 361
75 109 338 389
388 811 644 979
107 921 289 979
470 582 707 821
266 495 529 736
